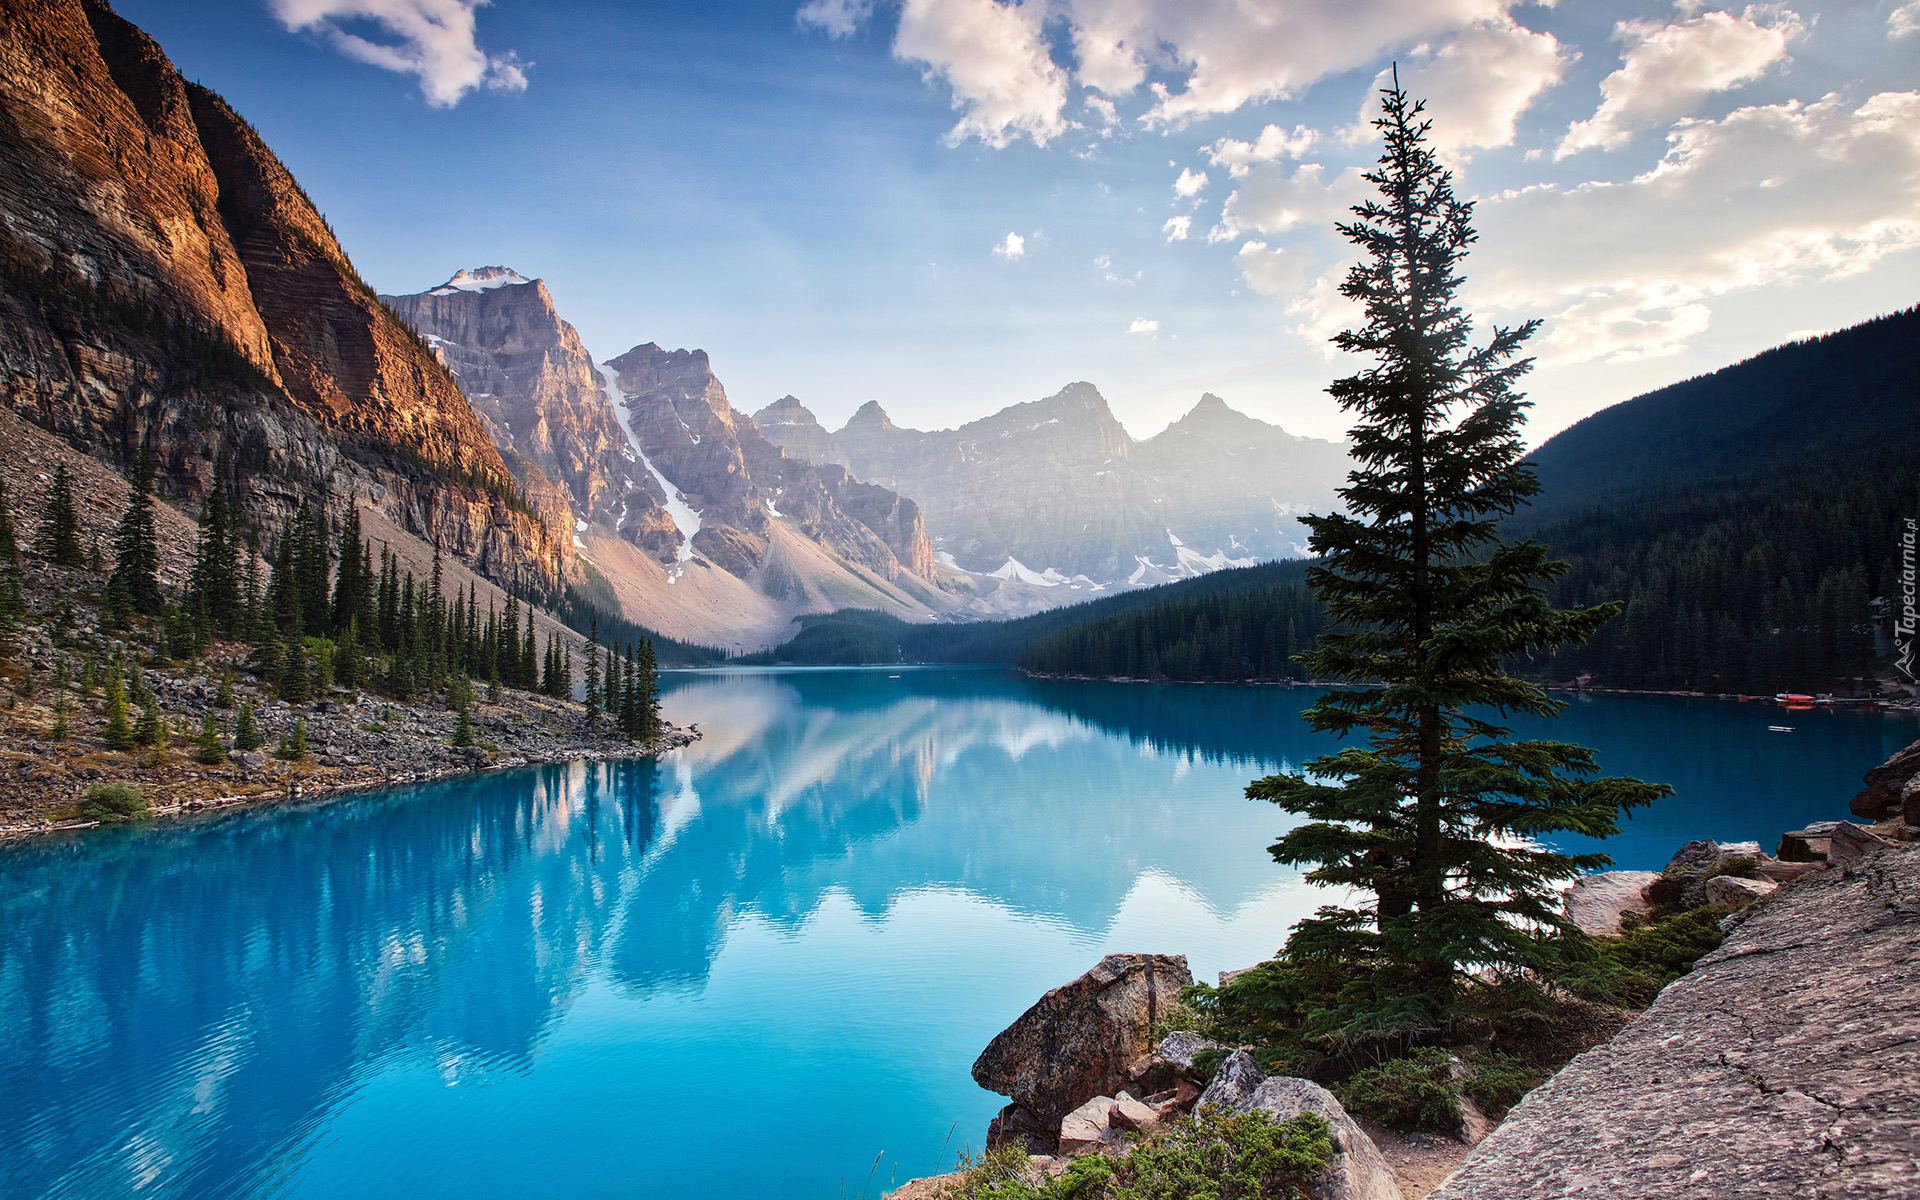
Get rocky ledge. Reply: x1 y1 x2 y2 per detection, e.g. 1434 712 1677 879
1431 837 1920 1199
0 643 697 837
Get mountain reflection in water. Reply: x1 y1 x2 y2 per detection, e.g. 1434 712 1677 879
0 669 1910 1199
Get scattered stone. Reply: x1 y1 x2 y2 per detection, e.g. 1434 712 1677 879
1154 1031 1226 1077
1563 870 1659 936
1108 1092 1160 1135
974 952 1192 1149
1700 873 1776 907
1754 859 1822 884
1827 820 1891 866
1195 1049 1266 1114
1057 1095 1118 1156
1850 736 1920 821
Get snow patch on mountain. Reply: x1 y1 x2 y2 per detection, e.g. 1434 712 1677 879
598 361 703 569
429 267 532 295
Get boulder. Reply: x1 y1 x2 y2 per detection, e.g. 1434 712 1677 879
1563 870 1659 936
1777 821 1842 862
1851 736 1920 821
1756 859 1823 884
1905 776 1920 830
1155 1031 1226 1077
1109 1092 1161 1135
1196 1049 1268 1116
1827 820 1889 867
973 953 1192 1135
1702 874 1777 908
1664 839 1723 872
888 1173 963 1200
1641 871 1699 908
1201 1060 1403 1200
1057 1095 1118 1156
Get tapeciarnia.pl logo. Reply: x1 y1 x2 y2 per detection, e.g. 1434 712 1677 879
1899 515 1918 684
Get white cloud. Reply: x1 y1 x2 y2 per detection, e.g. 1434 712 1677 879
894 0 1070 147
1214 162 1369 243
1476 91 1920 363
1128 317 1159 334
1351 17 1568 156
797 0 875 37
1557 8 1803 158
268 0 527 107
1173 167 1209 200
992 231 1027 259
1892 2 1920 37
1163 215 1192 241
1206 124 1320 177
1064 0 1511 127
1233 240 1308 295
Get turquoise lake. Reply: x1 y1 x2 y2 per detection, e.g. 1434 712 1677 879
2 668 1913 1199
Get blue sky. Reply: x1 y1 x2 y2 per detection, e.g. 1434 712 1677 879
120 0 1920 444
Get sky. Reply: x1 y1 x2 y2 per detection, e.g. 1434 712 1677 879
117 0 1920 445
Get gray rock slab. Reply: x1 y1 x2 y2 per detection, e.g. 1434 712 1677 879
1429 841 1920 1200
1564 870 1660 936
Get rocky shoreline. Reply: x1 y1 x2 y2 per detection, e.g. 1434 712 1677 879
0 623 698 838
891 739 1920 1200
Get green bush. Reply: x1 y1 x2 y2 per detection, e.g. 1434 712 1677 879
1333 1048 1461 1133
945 1107 1332 1200
78 783 149 824
1460 1053 1542 1118
1556 908 1727 1008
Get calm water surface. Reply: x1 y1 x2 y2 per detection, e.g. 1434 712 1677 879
2 669 1912 1199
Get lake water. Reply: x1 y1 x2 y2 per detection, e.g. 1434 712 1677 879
2 669 1912 1199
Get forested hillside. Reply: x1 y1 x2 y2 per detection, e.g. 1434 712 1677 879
1517 307 1919 693
1017 564 1322 680
998 307 1917 691
740 561 1317 667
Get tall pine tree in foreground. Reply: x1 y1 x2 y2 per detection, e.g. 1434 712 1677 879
1243 78 1668 1054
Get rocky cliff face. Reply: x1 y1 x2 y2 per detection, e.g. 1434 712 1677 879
755 386 1347 586
0 0 564 592
601 343 938 590
751 395 850 469
381 268 671 559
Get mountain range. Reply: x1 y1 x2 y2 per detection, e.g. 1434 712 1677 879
0 0 1349 651
383 266 1351 645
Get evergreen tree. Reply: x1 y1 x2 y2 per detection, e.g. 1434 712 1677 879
101 668 133 749
109 448 163 611
331 503 367 636
216 668 235 709
451 702 477 747
1243 79 1668 1048
134 692 163 747
637 639 660 740
276 717 308 760
0 476 23 617
34 462 85 568
521 607 538 688
280 641 311 703
195 710 229 764
584 618 602 725
335 618 366 691
233 700 262 751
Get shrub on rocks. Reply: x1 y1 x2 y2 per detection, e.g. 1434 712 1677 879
1333 1048 1461 1133
948 1106 1332 1200
78 782 148 824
